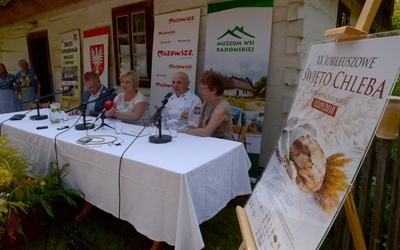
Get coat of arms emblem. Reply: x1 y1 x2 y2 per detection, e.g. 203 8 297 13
90 44 104 76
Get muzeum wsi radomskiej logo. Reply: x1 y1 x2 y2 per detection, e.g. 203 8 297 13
215 26 255 53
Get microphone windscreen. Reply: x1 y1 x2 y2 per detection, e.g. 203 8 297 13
104 100 114 110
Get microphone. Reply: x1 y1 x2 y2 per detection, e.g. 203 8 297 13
164 92 173 100
95 100 114 121
58 84 77 92
100 87 117 96
162 92 173 104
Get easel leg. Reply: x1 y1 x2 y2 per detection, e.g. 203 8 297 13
236 206 257 250
344 193 366 250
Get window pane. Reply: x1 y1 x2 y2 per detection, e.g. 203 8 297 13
117 15 131 77
117 15 128 35
134 35 146 54
135 55 148 78
120 55 131 75
132 12 145 33
132 11 147 79
134 35 146 47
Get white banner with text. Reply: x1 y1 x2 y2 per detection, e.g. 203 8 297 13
149 8 201 115
60 29 81 106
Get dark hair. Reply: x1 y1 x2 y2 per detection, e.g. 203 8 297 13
197 70 225 96
83 71 100 83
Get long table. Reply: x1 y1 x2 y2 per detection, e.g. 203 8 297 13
0 110 252 249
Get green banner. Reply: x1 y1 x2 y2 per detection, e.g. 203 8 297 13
208 0 274 14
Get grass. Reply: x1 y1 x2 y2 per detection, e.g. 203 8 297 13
8 193 336 250
12 195 248 250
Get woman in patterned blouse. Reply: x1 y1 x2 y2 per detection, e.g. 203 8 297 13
105 70 149 125
0 63 21 114
16 58 41 110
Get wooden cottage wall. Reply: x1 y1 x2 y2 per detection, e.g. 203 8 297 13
0 0 391 168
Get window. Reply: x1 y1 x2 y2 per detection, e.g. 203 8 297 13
112 1 153 87
336 1 351 28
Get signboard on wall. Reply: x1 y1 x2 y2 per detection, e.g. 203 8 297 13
83 26 109 87
205 0 274 178
60 29 81 106
150 8 201 115
245 34 400 250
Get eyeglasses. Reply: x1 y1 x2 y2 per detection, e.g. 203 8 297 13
198 86 208 92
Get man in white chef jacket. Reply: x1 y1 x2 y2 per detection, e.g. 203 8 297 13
162 71 202 129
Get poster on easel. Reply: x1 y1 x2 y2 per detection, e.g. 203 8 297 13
245 32 400 250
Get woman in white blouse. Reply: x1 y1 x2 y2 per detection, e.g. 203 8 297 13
106 70 149 125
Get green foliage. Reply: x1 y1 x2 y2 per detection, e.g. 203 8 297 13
0 135 83 242
0 136 32 190
391 76 400 96
392 0 400 30
254 76 267 97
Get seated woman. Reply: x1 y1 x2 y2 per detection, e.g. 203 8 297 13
179 70 233 140
105 70 149 125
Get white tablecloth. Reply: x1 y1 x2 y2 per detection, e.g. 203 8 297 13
0 110 252 249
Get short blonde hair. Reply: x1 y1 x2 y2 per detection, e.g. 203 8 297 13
120 70 139 88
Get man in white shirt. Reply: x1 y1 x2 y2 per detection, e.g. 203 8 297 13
162 72 202 129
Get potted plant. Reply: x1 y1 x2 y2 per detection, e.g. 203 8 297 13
0 134 83 247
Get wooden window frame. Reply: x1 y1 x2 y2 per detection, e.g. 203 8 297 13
336 1 351 28
112 1 153 88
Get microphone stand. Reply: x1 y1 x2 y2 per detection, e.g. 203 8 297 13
94 112 113 131
29 98 47 120
66 91 113 131
149 97 172 144
74 104 92 130
22 88 73 120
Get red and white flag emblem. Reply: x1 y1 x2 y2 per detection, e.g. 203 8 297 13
90 44 104 76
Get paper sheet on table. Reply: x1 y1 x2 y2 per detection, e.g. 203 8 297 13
123 126 149 137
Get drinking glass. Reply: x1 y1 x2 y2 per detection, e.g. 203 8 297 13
114 121 123 134
169 126 178 138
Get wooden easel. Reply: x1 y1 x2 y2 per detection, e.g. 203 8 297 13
236 206 257 250
236 0 383 249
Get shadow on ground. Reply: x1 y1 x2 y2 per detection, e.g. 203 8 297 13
15 195 249 250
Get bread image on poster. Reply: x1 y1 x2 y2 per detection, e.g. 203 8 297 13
277 116 351 213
